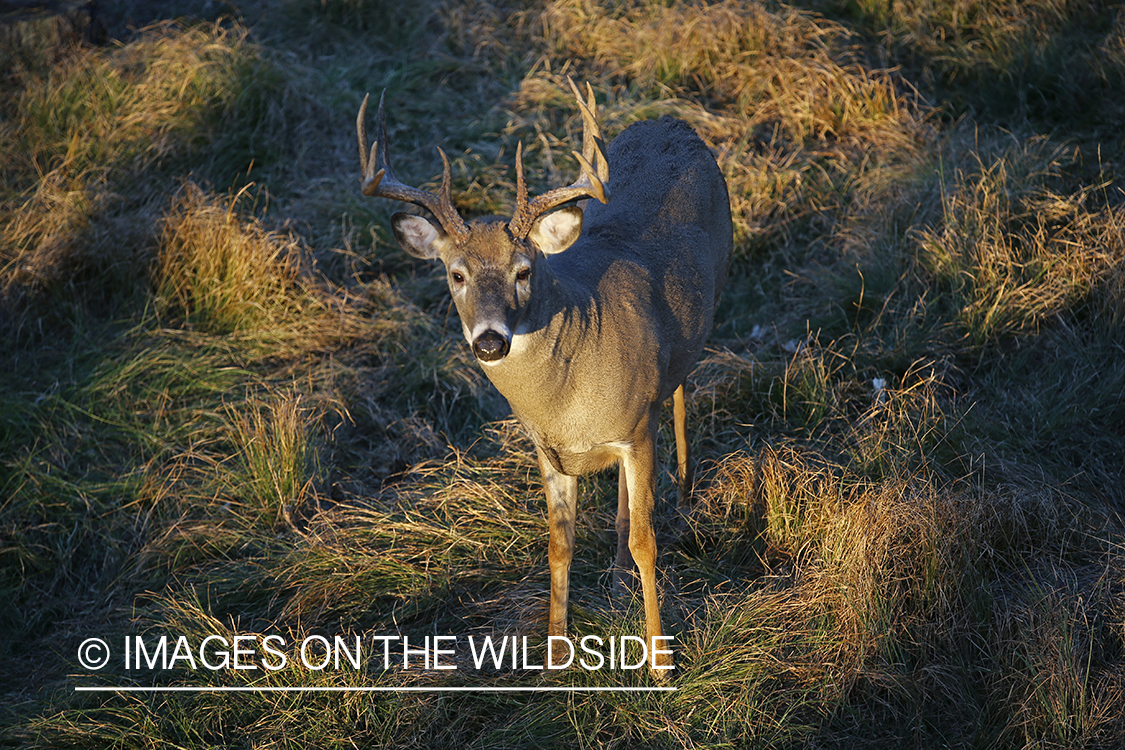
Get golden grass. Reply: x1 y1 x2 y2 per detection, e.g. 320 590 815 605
500 0 934 257
859 0 1103 73
539 0 922 146
0 168 105 299
918 138 1125 345
155 182 305 334
226 389 320 525
0 20 276 308
692 439 1123 742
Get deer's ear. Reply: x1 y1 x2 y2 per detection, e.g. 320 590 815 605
529 206 583 255
392 213 450 259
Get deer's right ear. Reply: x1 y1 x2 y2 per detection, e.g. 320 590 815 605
392 213 450 259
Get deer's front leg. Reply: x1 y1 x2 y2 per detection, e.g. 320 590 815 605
621 419 673 672
538 446 578 638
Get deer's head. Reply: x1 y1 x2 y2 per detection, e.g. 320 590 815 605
357 82 609 364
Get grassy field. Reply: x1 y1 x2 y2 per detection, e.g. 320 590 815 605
2 0 1124 746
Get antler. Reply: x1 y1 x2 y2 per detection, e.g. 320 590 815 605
507 79 611 239
357 92 470 242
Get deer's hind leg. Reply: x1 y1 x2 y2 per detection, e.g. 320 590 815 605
672 382 692 509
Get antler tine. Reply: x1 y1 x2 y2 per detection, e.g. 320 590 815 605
356 91 470 240
508 80 611 239
513 141 530 221
436 147 463 234
357 93 385 196
568 78 609 187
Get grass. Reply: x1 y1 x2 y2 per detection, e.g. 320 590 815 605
2 0 1125 747
811 0 1125 128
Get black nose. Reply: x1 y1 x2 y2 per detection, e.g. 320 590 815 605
472 330 510 362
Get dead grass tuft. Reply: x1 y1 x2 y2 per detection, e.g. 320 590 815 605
539 0 923 147
226 389 321 525
154 182 305 334
0 19 287 322
0 168 109 301
502 0 934 257
991 557 1125 747
918 138 1125 345
840 0 1125 122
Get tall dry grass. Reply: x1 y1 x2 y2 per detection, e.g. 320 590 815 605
918 140 1125 343
541 0 916 145
155 182 305 334
226 390 321 525
0 20 288 319
503 0 935 258
824 0 1125 123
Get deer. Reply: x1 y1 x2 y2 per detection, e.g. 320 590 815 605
356 81 732 673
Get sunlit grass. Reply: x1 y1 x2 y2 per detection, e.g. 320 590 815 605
0 20 291 336
225 389 320 525
918 139 1125 347
155 182 306 335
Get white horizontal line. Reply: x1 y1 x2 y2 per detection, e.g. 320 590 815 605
74 686 676 693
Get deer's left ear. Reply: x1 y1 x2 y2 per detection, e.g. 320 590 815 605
529 206 583 255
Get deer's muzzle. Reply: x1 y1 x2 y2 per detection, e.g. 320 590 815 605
472 330 510 362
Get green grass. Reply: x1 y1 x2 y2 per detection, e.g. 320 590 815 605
2 0 1125 747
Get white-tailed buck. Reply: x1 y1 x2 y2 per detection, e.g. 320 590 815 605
357 82 732 672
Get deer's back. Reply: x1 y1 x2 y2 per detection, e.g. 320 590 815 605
548 116 732 394
592 117 730 240
556 116 730 290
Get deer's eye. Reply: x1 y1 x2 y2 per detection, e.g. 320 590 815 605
451 271 465 284
516 267 532 282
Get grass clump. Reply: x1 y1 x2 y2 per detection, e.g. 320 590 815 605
816 0 1125 125
0 19 292 332
541 0 917 147
917 139 1125 348
226 390 321 526
155 182 306 335
519 0 932 258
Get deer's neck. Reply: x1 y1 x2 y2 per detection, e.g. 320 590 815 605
478 256 660 461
